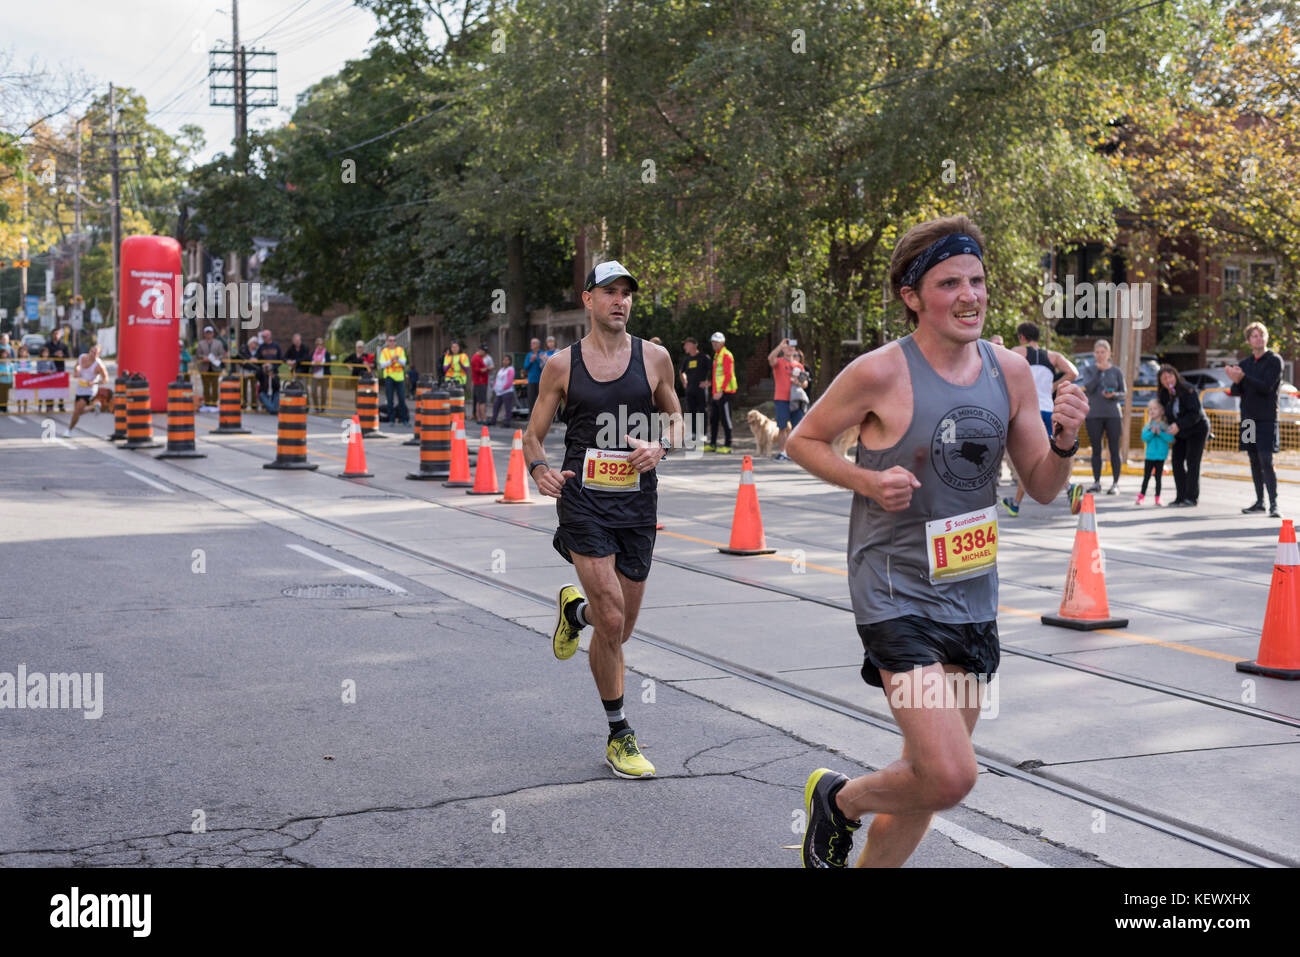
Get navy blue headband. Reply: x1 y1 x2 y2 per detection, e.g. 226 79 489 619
899 233 983 291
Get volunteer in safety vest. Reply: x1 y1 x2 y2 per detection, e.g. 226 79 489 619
442 340 470 392
706 331 737 453
378 334 410 425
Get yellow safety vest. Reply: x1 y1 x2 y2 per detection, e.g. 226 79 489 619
379 347 406 381
443 352 470 384
713 347 737 393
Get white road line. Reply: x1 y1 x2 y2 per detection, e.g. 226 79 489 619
51 437 76 449
930 816 1051 868
122 470 177 494
8 415 28 425
285 544 408 594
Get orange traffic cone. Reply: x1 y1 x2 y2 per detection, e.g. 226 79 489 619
466 426 500 495
718 455 776 555
340 414 373 478
1041 493 1128 630
443 414 473 488
497 430 534 504
1237 520 1300 679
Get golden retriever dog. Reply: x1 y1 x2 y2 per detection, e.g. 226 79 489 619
831 425 860 460
747 409 779 456
747 408 859 460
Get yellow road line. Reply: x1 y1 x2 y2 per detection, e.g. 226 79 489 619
996 604 1247 662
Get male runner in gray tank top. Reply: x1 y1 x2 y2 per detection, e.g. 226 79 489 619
523 261 684 780
786 215 1088 868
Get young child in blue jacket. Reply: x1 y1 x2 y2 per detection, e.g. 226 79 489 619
1138 397 1174 505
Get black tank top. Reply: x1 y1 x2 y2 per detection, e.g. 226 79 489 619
558 337 658 528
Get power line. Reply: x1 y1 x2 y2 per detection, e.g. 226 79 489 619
247 0 316 46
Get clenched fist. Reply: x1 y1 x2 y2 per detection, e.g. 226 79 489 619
868 465 921 512
1051 382 1088 443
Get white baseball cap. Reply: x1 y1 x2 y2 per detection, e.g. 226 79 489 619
584 260 639 292
710 332 726 343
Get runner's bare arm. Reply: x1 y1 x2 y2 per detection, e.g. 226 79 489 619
1001 352 1088 503
523 350 574 498
786 348 920 511
1051 351 1079 381
626 342 684 471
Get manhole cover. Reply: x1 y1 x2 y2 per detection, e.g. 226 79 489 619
282 583 394 599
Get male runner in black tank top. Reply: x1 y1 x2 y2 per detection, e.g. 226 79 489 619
523 260 684 779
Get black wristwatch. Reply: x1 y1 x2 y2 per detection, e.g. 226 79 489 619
658 438 672 459
1049 435 1078 458
529 460 549 477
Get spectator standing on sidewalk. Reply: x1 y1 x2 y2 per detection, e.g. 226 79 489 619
377 333 409 425
0 346 12 412
36 346 55 413
283 333 309 386
309 337 332 412
471 345 493 424
1158 364 1210 508
706 332 737 453
49 329 71 411
1228 322 1282 517
767 337 801 461
524 338 544 412
254 330 284 413
679 337 711 445
1136 398 1172 506
490 354 516 426
194 325 226 410
1077 339 1126 495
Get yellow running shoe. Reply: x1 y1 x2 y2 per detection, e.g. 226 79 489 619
605 730 656 779
553 583 585 660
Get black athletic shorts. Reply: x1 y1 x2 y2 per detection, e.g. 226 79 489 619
856 615 1000 689
553 523 656 582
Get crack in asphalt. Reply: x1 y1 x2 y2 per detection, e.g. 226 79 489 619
0 746 828 867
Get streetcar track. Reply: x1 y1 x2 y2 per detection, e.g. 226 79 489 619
137 431 1295 867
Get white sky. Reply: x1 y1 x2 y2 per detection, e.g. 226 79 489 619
7 0 384 165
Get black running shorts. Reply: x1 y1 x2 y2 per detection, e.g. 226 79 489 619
553 523 656 582
856 615 1000 689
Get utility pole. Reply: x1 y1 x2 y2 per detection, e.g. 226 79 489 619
206 0 277 344
110 82 121 326
20 173 28 336
73 115 82 305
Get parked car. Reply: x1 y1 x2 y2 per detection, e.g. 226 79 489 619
20 333 46 354
1179 367 1300 415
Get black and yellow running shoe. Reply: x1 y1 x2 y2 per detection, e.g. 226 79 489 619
605 729 656 779
802 768 861 868
552 583 585 660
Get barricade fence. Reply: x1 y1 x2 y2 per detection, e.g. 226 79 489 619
0 361 472 418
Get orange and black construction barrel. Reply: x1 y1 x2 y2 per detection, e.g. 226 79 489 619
210 372 250 434
156 377 206 459
445 389 465 435
356 371 386 438
408 388 451 480
404 375 433 447
122 374 162 450
106 374 129 442
263 379 318 471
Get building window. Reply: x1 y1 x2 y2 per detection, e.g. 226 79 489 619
1051 243 1127 338
1223 265 1242 327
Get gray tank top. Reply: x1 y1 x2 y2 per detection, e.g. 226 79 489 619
848 335 1011 625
